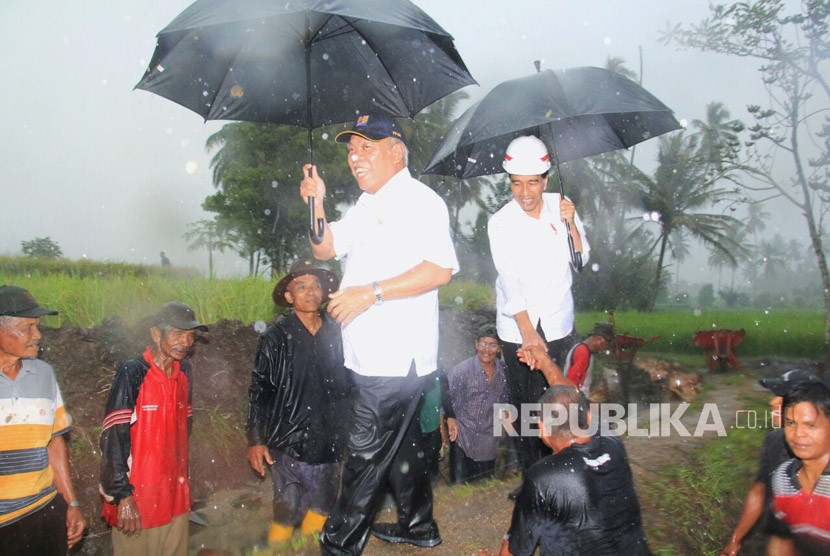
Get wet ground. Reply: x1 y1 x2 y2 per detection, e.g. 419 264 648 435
37 312 796 555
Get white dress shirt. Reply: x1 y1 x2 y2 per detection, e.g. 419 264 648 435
488 192 590 344
330 168 459 377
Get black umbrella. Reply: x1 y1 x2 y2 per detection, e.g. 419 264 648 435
422 66 681 267
136 0 476 243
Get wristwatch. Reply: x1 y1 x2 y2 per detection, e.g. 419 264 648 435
372 281 383 305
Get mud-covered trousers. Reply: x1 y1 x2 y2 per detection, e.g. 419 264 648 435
320 364 432 555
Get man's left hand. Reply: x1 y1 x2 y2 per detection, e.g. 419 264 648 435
327 285 374 325
66 505 86 549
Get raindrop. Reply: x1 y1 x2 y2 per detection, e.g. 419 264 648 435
253 321 267 334
603 37 612 45
322 132 329 140
322 53 330 60
400 462 410 474
264 209 271 216
591 263 600 272
693 309 702 317
101 78 108 86
202 90 209 97
271 181 278 188
454 296 463 305
650 211 660 222
642 213 650 221
185 161 198 174
679 118 688 128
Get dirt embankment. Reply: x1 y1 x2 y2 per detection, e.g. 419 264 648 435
38 309 493 555
37 310 798 555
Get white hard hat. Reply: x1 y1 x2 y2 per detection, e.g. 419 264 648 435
502 135 552 175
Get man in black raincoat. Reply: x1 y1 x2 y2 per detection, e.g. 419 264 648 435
500 384 650 556
246 261 352 544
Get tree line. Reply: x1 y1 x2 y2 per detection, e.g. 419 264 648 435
182 1 829 362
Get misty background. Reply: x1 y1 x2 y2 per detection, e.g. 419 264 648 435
0 0 807 296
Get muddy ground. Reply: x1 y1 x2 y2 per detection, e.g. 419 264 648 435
37 309 797 555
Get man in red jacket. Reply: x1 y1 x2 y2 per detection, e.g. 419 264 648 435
99 301 206 556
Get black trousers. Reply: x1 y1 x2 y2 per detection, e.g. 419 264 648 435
449 443 495 484
320 367 433 555
500 327 576 472
0 494 68 556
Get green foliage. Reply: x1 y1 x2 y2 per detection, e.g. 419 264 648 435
20 237 63 259
438 280 495 312
641 400 767 554
575 309 824 358
204 122 355 275
698 284 715 309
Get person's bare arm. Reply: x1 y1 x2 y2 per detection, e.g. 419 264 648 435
560 198 584 253
300 163 336 260
720 481 765 556
327 260 452 325
47 434 87 549
513 311 546 351
499 538 513 556
517 345 572 387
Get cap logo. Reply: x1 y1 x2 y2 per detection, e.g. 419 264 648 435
541 154 550 162
392 130 401 138
504 154 513 161
355 115 370 127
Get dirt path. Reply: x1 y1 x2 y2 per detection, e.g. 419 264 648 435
189 369 770 556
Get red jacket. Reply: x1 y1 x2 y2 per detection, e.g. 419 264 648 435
99 348 191 529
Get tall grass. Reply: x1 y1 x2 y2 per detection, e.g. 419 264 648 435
576 309 823 359
640 394 769 555
1 258 823 358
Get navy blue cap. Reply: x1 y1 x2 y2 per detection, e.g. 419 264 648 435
335 114 405 145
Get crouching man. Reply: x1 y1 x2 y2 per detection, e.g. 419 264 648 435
500 385 651 555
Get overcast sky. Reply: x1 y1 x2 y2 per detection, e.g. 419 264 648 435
0 0 801 279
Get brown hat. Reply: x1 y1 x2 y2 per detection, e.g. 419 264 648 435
589 322 615 344
272 260 339 308
0 285 58 318
153 301 207 332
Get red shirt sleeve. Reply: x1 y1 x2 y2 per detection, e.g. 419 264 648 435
566 344 590 389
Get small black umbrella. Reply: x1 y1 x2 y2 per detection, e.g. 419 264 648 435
422 66 681 267
137 0 476 243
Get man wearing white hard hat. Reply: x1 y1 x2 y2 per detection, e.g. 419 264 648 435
487 135 590 488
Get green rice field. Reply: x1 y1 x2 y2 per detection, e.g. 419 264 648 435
1 257 823 358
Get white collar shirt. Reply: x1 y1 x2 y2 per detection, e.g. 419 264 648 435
329 168 459 377
488 192 590 344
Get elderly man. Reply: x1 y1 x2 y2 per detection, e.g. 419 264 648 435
247 260 351 544
720 369 819 556
99 301 207 556
500 385 650 556
446 324 509 484
488 135 590 479
299 113 458 553
767 381 830 555
0 285 86 555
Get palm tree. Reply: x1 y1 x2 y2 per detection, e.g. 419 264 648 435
630 132 745 309
183 218 236 279
692 101 744 172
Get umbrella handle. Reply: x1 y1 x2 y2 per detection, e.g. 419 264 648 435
308 197 325 245
564 221 583 272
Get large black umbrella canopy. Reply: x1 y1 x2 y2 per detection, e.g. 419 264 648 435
136 0 475 128
136 0 476 243
423 66 681 180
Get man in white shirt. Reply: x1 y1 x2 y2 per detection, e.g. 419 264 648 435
299 114 458 554
487 135 590 484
